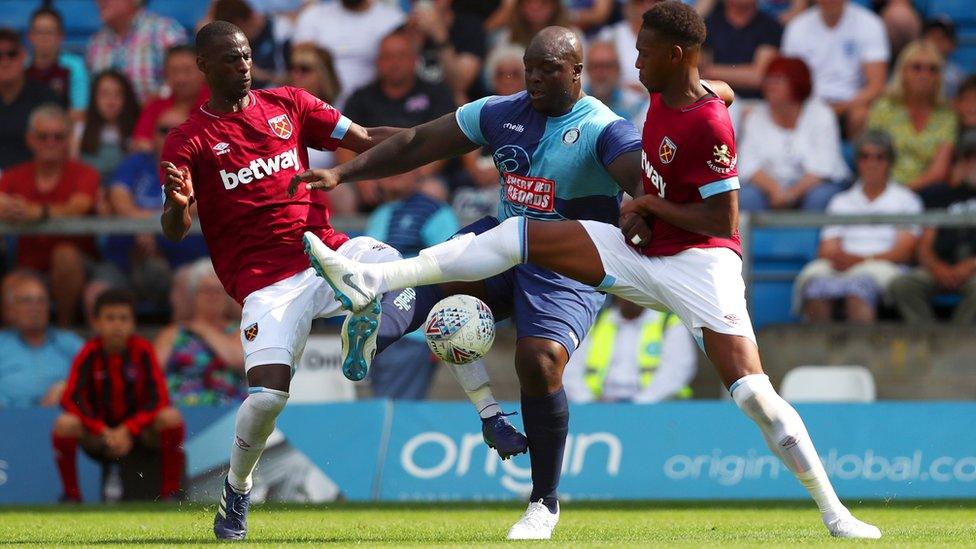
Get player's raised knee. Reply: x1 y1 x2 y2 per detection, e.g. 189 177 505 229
52 413 83 438
154 407 184 430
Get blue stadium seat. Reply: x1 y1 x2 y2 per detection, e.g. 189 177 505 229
747 228 819 328
749 280 796 328
146 0 207 30
0 0 44 30
919 0 976 23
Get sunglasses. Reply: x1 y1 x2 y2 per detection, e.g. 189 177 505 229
908 62 940 74
857 152 888 161
290 64 316 74
35 131 66 142
0 48 20 60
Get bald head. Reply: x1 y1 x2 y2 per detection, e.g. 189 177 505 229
526 26 582 64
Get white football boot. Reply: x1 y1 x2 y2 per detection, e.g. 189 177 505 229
303 231 379 313
823 510 882 539
507 499 560 540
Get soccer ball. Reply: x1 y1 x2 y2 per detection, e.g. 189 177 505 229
424 295 495 364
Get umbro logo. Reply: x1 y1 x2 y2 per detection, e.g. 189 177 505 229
213 142 231 156
503 122 524 133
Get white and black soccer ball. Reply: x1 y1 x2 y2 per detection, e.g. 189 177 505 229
424 295 495 364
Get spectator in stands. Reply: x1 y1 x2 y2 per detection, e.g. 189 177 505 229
701 0 782 101
212 0 287 89
0 105 99 327
564 298 696 403
155 259 245 406
72 70 140 185
782 0 889 136
337 28 456 212
0 271 83 408
796 130 922 324
52 289 184 502
495 0 571 50
695 0 807 25
584 41 648 128
0 28 61 170
131 45 209 152
25 8 89 120
87 0 189 103
597 0 655 93
890 132 976 324
867 40 957 194
566 0 615 35
364 169 459 399
294 0 404 106
738 57 850 212
286 44 342 171
406 0 488 104
955 76 976 138
879 0 921 60
923 17 964 99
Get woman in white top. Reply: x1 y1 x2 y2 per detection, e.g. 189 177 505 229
796 130 923 324
738 57 851 212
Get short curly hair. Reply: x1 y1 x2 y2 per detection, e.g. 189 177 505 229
641 1 707 48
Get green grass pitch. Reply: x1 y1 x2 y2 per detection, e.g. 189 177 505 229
0 501 973 547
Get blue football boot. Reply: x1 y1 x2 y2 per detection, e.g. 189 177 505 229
213 478 250 541
482 412 528 460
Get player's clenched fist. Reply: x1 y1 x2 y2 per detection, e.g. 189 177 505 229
161 161 193 207
288 168 340 197
619 211 653 247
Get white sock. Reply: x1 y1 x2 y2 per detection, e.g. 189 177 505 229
447 359 502 418
367 216 524 294
227 388 289 494
731 374 846 516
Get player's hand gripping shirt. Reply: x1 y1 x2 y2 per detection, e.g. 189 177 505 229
455 91 641 224
639 92 742 257
161 86 352 303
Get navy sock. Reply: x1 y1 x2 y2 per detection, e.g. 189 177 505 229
521 388 569 514
376 285 444 353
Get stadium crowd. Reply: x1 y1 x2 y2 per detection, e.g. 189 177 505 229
0 0 975 499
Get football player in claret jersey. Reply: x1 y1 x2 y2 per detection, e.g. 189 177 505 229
306 3 882 540
159 22 402 541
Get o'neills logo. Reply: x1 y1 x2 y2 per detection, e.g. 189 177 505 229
220 148 300 189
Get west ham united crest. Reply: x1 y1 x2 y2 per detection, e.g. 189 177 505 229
268 114 293 139
659 136 677 164
244 323 259 341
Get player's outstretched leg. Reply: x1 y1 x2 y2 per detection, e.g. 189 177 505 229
707 331 881 539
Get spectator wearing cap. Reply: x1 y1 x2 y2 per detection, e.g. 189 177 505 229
210 0 288 89
955 76 976 138
86 0 189 103
406 0 488 104
0 28 61 170
584 41 648 129
131 45 209 152
738 57 850 211
796 130 922 324
890 132 976 324
71 70 141 185
923 17 964 99
701 0 782 101
25 8 90 121
867 40 957 194
782 0 889 136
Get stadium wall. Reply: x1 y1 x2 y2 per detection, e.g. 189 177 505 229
2 401 974 504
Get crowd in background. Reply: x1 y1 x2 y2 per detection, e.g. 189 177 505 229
0 0 975 419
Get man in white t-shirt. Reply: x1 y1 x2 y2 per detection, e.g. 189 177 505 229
782 0 889 135
796 130 922 323
293 0 404 106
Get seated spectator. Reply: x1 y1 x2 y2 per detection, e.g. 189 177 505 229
131 45 210 152
879 0 921 60
696 0 808 25
598 0 655 93
953 75 976 137
72 70 140 185
567 0 615 35
286 44 342 170
738 57 850 212
155 259 245 406
294 0 404 106
495 0 571 50
212 0 288 89
0 28 60 170
86 0 188 103
406 0 488 104
365 170 459 399
782 0 889 136
52 289 184 502
564 298 696 403
796 130 922 324
923 17 964 99
702 0 782 101
25 7 89 120
867 40 957 194
0 271 83 408
585 41 648 128
0 105 99 326
890 132 976 324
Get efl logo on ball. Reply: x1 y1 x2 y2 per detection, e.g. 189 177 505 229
424 295 495 364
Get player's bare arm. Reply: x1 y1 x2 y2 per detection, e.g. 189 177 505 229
289 113 478 196
702 79 735 107
160 161 193 242
623 190 738 239
605 150 653 246
339 124 405 154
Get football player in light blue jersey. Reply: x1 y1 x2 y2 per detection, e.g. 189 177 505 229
292 26 732 540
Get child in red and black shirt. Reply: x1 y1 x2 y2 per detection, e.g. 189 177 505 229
52 289 184 501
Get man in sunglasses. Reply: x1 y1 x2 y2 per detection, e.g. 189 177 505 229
0 104 99 327
0 27 60 170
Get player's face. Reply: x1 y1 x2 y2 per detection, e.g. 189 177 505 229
635 27 674 93
201 33 252 103
523 50 581 116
